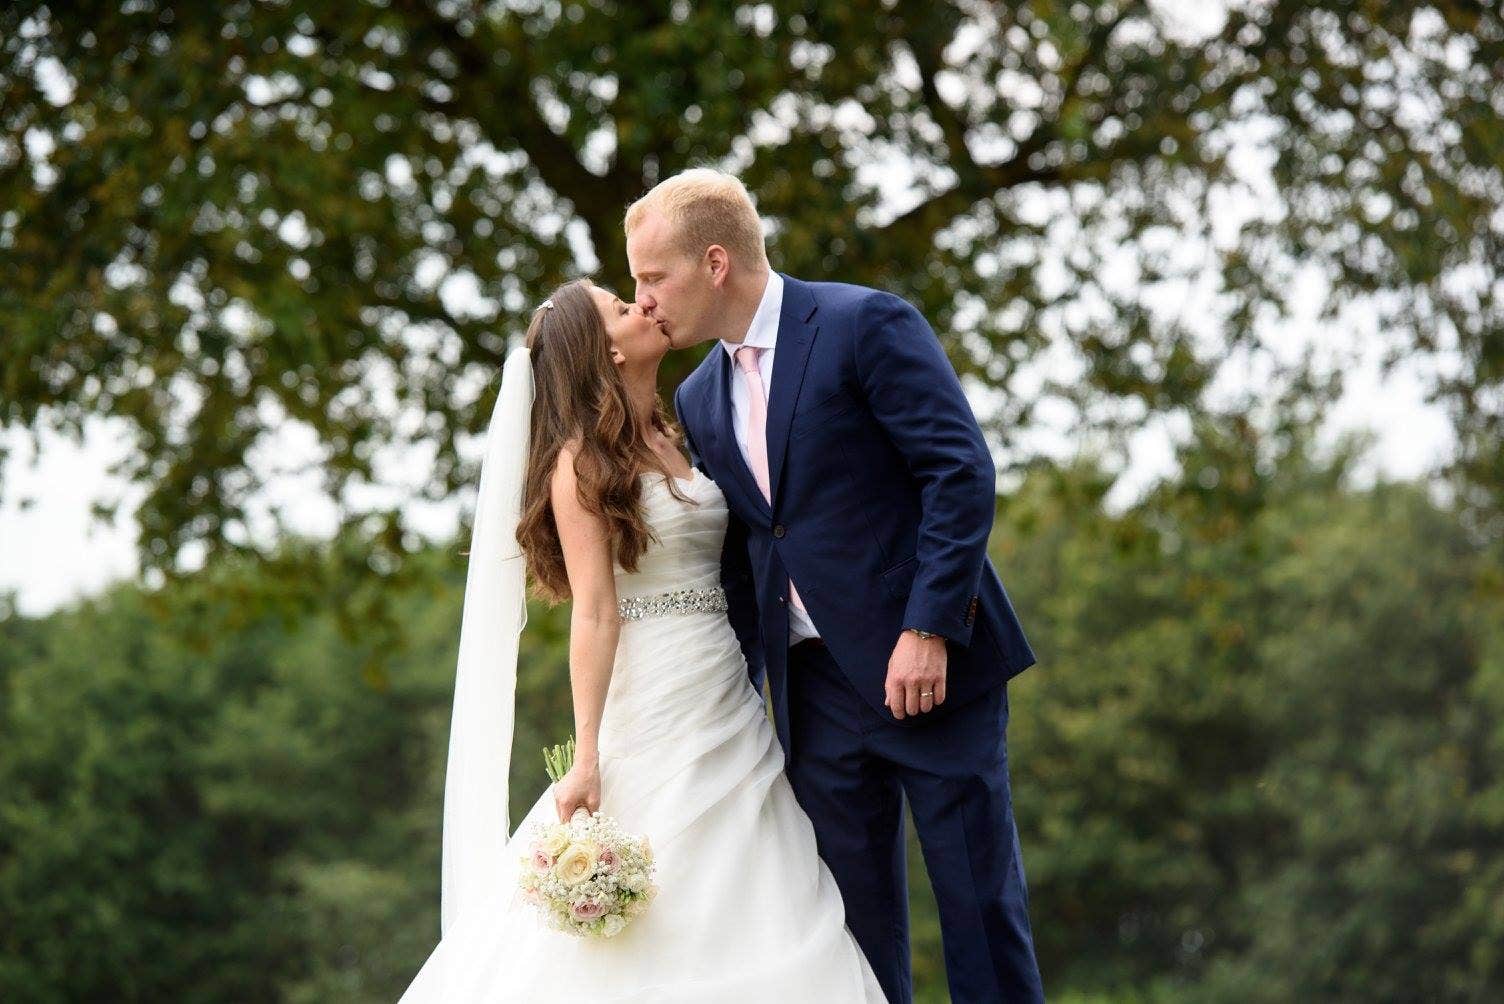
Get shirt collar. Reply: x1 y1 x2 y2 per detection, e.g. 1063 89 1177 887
719 270 784 362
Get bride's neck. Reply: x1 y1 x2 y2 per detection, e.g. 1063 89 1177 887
624 369 660 439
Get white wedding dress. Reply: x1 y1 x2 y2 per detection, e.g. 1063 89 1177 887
400 467 888 1003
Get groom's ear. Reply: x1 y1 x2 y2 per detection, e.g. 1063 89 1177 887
705 245 729 287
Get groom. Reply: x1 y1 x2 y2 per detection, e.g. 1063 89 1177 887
626 169 1043 1004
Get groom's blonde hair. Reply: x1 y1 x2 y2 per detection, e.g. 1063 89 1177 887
624 168 769 269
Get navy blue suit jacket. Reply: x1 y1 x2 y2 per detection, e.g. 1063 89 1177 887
673 274 1037 756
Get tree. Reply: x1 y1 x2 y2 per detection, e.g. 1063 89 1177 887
3 412 1500 1000
2 0 1500 592
0 535 577 1001
999 400 1504 1000
1192 481 1504 1001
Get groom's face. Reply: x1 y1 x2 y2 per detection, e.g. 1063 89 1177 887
627 211 717 350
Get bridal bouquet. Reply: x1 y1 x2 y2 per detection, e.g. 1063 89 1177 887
517 737 659 938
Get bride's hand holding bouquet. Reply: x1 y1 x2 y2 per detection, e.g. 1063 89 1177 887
550 738 602 823
520 737 659 939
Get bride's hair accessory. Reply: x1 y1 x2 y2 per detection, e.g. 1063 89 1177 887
539 298 555 311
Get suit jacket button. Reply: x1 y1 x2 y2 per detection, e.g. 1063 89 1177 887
773 524 787 538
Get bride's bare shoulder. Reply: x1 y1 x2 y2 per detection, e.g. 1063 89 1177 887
550 438 587 485
550 444 615 590
549 442 589 520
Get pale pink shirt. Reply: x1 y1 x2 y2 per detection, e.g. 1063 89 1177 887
718 271 821 646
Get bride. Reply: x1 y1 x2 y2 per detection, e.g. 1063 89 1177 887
399 278 888 1002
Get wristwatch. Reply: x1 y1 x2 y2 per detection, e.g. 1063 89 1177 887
905 627 941 641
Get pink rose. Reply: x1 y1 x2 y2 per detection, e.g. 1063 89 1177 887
571 899 608 921
531 850 553 873
598 848 620 872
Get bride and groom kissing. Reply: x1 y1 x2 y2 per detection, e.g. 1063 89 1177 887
400 168 1043 1003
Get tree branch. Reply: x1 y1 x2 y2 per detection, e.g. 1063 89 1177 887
880 2 1141 250
395 0 630 218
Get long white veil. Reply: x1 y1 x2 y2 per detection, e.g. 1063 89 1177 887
440 343 533 935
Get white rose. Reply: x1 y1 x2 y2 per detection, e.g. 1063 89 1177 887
539 826 570 858
602 914 627 937
553 842 599 886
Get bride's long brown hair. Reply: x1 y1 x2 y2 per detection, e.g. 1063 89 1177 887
515 279 690 603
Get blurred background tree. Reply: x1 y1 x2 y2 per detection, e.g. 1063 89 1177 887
4 418 1501 1001
2 1 1502 1001
2 0 1500 591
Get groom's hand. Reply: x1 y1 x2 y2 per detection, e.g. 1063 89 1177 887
884 630 948 719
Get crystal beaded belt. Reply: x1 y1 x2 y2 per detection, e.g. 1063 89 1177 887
618 585 728 622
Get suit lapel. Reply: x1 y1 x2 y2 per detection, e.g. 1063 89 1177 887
765 273 819 507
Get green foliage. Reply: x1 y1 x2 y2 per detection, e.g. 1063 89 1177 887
3 0 1501 586
1190 486 1504 1002
1000 418 1504 1000
4 4 1502 999
0 542 574 1001
3 419 1501 1001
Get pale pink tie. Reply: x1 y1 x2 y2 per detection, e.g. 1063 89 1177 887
734 345 807 614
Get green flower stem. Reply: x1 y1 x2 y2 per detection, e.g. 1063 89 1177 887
542 735 575 784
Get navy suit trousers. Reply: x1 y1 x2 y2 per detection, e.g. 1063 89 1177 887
784 639 1045 1004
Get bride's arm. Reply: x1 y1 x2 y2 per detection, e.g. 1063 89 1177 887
550 446 619 819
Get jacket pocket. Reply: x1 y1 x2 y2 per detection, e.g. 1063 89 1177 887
792 386 857 425
880 554 919 598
